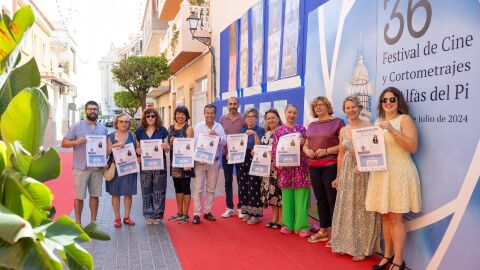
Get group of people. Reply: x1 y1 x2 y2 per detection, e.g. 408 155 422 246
63 86 421 270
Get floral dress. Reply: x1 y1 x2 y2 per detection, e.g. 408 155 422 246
272 125 310 189
260 130 282 207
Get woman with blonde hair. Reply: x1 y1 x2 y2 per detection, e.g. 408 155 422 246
106 114 138 228
330 96 381 261
303 96 345 245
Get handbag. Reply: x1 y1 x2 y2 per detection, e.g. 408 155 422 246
102 162 116 181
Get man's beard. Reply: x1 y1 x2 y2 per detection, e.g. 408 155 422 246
86 113 98 121
229 108 237 114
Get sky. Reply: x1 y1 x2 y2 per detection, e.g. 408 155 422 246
38 0 145 105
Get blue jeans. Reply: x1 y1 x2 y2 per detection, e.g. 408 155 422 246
222 156 240 209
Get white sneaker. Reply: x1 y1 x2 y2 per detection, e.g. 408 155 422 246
238 209 246 219
221 208 235 218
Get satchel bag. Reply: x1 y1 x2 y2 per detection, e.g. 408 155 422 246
102 162 116 181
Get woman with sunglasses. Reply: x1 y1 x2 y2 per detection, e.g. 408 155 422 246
167 106 194 224
366 87 421 270
107 114 139 228
135 109 170 225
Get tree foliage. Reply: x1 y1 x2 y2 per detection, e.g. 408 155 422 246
113 91 140 118
111 56 170 111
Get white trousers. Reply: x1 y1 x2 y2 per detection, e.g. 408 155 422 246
193 160 220 216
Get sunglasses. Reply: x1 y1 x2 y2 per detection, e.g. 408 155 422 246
118 120 129 124
381 97 398 103
146 114 156 119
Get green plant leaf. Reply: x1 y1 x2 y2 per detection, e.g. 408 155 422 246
0 168 48 226
0 5 35 88
28 147 61 182
9 140 33 174
0 57 41 115
22 177 53 211
63 243 94 270
45 215 90 245
0 140 7 172
0 238 62 270
1 87 49 155
40 84 48 99
82 222 111 241
0 204 34 244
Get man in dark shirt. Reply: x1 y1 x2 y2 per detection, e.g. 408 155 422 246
219 97 246 218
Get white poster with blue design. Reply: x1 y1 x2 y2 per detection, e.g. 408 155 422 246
251 1 264 86
86 135 106 167
194 133 220 165
112 143 139 177
351 126 387 172
275 132 300 167
281 0 300 78
249 145 272 177
140 139 164 171
172 138 194 168
227 134 248 164
304 0 480 269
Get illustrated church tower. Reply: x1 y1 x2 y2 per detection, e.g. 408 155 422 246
347 51 373 120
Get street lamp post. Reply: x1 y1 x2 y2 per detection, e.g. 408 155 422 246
186 9 217 102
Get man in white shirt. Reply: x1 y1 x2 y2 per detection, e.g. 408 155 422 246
192 104 227 224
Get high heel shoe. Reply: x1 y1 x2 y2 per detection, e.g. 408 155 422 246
371 255 394 270
390 260 406 270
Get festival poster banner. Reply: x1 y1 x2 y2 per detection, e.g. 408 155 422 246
249 145 272 177
239 13 249 88
267 0 283 82
140 139 164 171
251 1 264 86
194 133 220 164
228 22 238 91
281 0 300 78
377 1 480 268
86 135 106 167
351 126 387 172
112 143 139 177
259 101 271 127
227 134 248 164
172 138 195 168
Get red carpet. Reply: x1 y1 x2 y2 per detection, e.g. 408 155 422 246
165 197 378 270
45 152 75 219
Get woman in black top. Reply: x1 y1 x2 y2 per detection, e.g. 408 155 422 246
167 106 194 224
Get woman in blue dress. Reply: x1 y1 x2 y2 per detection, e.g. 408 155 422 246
107 114 138 228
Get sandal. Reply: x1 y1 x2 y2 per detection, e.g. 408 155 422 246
307 231 329 243
271 223 281 229
145 219 155 225
265 221 275 228
325 240 331 248
247 217 261 225
179 215 190 224
114 218 122 228
168 213 184 222
123 217 135 226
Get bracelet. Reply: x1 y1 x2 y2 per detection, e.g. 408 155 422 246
325 148 329 155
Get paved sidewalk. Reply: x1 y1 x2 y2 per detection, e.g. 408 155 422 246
69 153 237 270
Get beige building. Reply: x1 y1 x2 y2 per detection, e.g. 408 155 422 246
10 0 78 147
152 0 212 128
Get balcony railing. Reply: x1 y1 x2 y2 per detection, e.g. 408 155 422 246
163 2 210 73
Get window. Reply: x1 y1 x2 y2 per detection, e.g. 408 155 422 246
42 42 47 66
177 86 184 99
196 76 208 93
23 32 31 54
33 34 38 58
